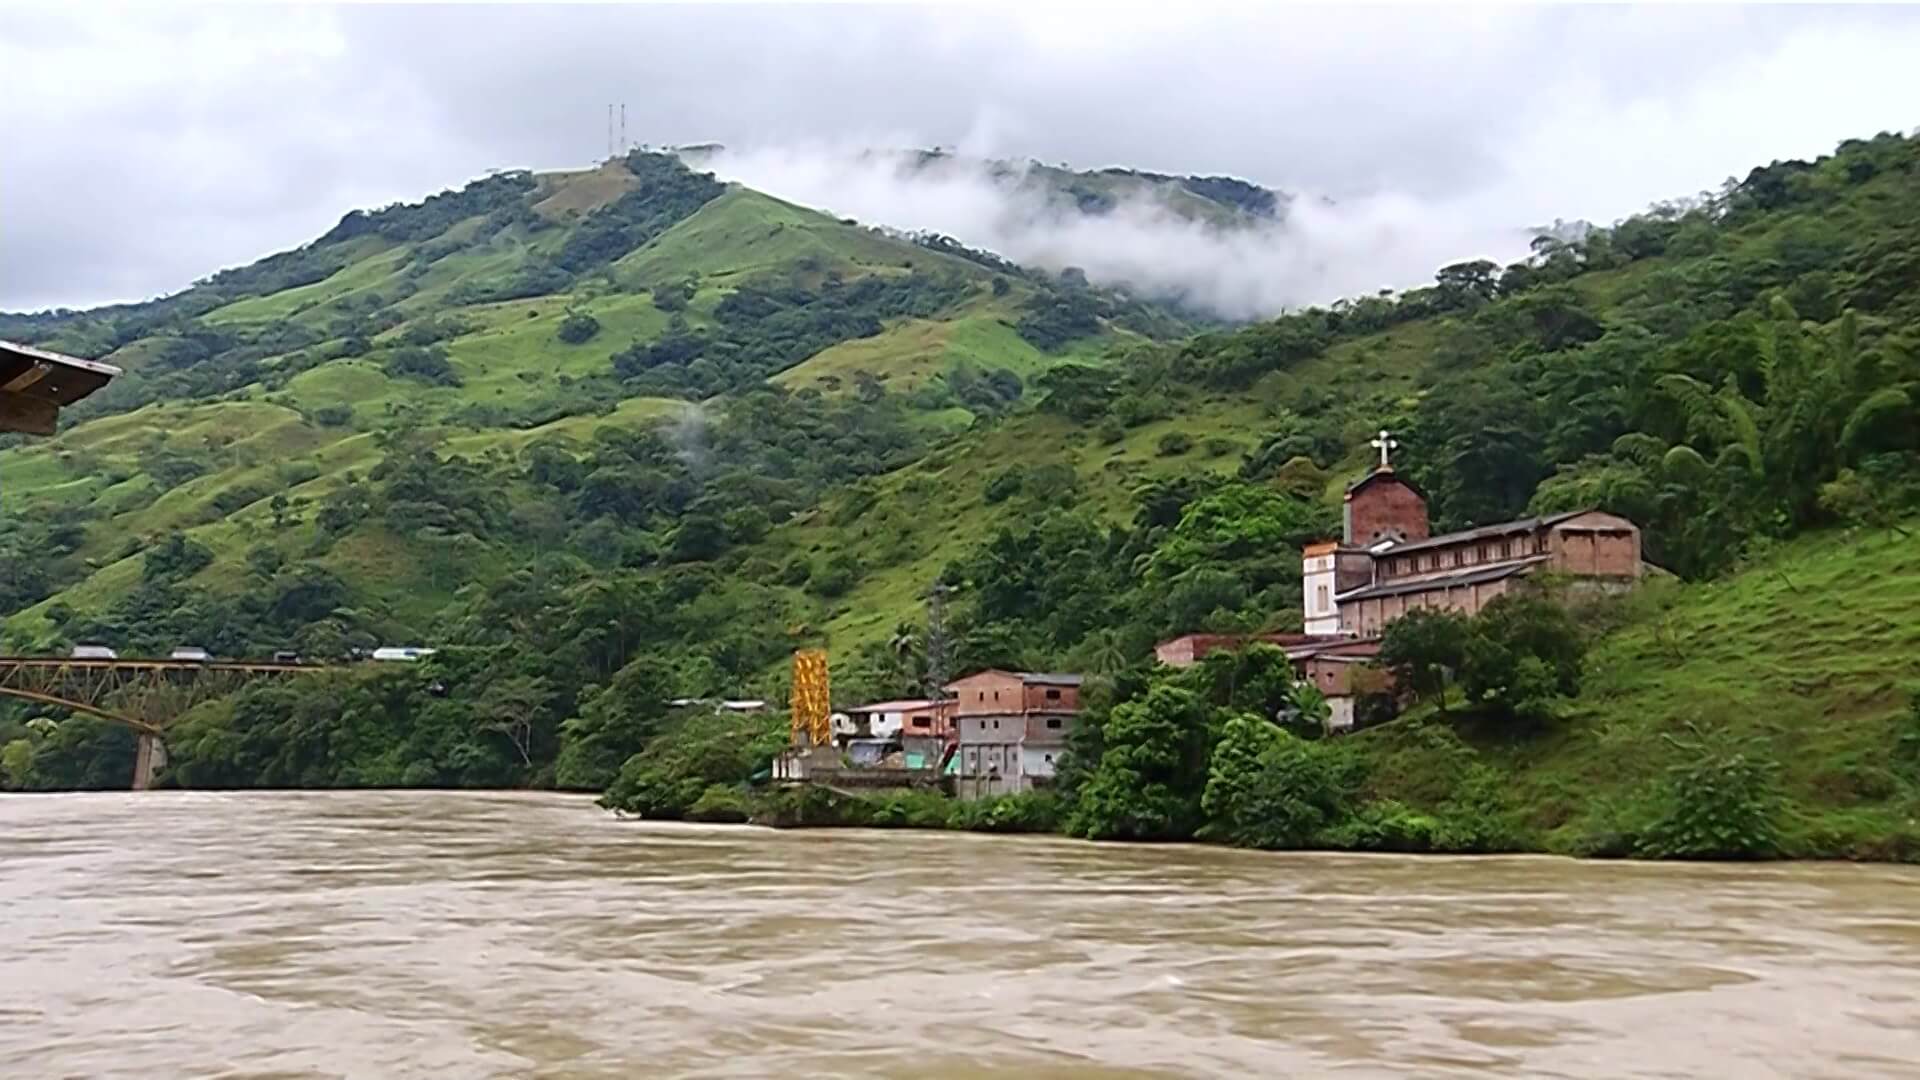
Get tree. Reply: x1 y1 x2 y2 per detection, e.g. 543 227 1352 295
1200 715 1351 848
1379 608 1471 710
556 308 601 345
1459 593 1585 721
479 675 557 767
1435 259 1499 308
1066 685 1215 841
554 655 675 790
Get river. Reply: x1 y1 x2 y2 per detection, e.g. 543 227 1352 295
3 791 1918 1078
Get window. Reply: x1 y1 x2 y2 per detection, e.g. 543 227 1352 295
1046 718 1062 729
976 691 984 702
1044 754 1054 764
993 690 1000 702
1045 688 1061 700
1316 584 1330 612
992 719 999 730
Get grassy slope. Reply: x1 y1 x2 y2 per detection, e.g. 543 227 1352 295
1 168 1144 646
1354 524 1920 855
765 314 1438 657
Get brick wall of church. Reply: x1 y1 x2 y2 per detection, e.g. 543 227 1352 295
1546 514 1642 578
1345 475 1430 545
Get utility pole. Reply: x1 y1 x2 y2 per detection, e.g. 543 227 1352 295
924 582 951 699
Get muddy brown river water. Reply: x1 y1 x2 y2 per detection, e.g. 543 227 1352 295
3 790 1918 1078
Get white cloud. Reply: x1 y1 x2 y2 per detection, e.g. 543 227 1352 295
2 4 1916 313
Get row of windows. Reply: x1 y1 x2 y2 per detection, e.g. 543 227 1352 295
971 717 1065 731
1384 534 1543 578
971 688 1067 701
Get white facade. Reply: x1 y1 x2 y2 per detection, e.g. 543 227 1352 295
1302 552 1342 635
1326 695 1356 732
1021 744 1063 780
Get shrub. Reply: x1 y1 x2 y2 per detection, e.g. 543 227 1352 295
982 466 1026 504
1431 764 1526 852
1637 728 1781 860
1095 417 1126 445
686 784 752 823
1156 431 1194 457
557 309 601 344
311 404 354 427
382 346 460 387
1896 690 1920 782
863 790 958 829
1318 799 1443 852
949 792 1067 833
810 553 861 598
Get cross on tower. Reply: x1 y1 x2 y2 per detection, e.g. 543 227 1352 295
1370 429 1399 470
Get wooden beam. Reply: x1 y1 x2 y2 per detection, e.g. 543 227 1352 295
0 390 57 435
1 362 51 393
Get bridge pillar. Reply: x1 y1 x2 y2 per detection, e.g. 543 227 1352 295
132 732 169 791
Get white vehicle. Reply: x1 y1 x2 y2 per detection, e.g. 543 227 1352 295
169 646 212 662
371 647 438 662
70 644 117 660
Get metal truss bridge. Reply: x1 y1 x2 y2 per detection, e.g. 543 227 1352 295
0 656 329 789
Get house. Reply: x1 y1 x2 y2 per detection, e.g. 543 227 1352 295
1152 633 1383 732
1154 632 1342 668
1304 454 1642 638
835 698 954 742
946 670 1082 799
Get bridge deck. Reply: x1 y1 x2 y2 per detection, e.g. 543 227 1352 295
0 657 333 674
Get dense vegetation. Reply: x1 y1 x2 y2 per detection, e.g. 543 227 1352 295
4 134 1919 861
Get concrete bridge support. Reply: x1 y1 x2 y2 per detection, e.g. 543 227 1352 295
132 733 169 791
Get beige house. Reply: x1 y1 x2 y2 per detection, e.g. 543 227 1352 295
946 670 1081 800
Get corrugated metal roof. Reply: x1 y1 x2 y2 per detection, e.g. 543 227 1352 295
847 698 947 713
1336 556 1549 603
1369 510 1600 557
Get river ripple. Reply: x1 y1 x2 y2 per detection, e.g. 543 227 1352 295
2 790 1918 1078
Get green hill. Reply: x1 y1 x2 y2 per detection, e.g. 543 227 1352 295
2 133 1918 860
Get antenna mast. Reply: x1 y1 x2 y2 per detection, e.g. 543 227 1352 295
620 103 627 156
924 582 951 698
605 104 613 160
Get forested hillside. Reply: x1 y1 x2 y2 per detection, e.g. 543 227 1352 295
3 134 1917 860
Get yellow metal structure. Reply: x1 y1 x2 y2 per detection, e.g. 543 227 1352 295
789 649 831 746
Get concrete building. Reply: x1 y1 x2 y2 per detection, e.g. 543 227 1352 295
946 670 1081 799
836 698 954 743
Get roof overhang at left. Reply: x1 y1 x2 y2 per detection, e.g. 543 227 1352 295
0 339 122 435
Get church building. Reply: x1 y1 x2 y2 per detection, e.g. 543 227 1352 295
1303 432 1643 638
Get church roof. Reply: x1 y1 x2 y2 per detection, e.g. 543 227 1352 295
1344 467 1427 501
1373 510 1595 557
1336 555 1549 603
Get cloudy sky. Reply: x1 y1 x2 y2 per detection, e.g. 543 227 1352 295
3 3 1917 312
